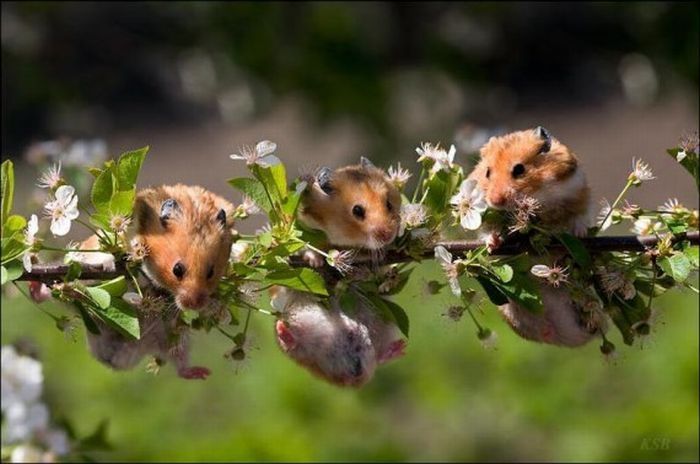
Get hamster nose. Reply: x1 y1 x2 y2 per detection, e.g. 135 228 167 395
489 193 507 208
375 228 395 244
180 292 208 309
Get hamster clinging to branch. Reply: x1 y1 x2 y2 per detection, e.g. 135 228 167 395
468 127 603 347
86 184 235 379
270 286 406 388
299 157 402 250
269 157 406 387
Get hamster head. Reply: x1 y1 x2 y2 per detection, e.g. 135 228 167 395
299 157 401 250
134 184 234 310
472 127 588 215
276 305 378 387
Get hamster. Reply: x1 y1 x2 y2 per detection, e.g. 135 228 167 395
468 127 603 347
84 184 235 379
298 157 402 250
133 184 235 310
270 286 406 388
86 288 210 380
270 158 405 387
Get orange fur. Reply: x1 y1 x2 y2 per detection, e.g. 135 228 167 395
134 184 234 310
299 163 401 249
469 128 590 231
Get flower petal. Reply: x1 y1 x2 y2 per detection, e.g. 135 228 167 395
51 216 71 236
27 215 39 237
449 278 462 296
54 185 75 203
23 252 33 273
530 264 551 278
461 210 482 230
256 140 277 157
434 245 452 264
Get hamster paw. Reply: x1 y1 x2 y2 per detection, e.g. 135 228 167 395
178 366 211 380
302 249 325 268
485 232 503 253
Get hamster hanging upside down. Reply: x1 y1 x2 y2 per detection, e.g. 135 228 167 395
268 157 406 387
86 184 235 379
468 127 604 347
270 286 406 388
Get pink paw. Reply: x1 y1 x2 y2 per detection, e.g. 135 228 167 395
178 366 211 380
303 250 325 268
378 339 407 364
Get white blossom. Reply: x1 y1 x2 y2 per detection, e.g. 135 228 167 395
530 264 569 287
631 218 662 236
109 214 131 234
22 215 39 272
229 241 251 263
36 163 62 190
399 203 428 236
1 346 43 413
596 199 614 231
65 244 115 272
3 401 49 443
676 150 687 162
387 163 412 189
10 444 45 463
43 185 79 236
239 196 261 215
629 157 655 184
230 140 280 167
450 179 487 230
434 245 461 296
43 428 70 456
416 143 456 174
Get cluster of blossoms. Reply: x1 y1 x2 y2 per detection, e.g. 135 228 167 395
1 345 70 463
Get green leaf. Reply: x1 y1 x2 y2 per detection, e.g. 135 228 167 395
658 253 692 282
382 298 410 338
85 287 111 309
424 170 449 214
75 302 100 335
339 291 359 316
265 268 328 296
91 168 115 213
97 298 140 339
3 214 26 236
555 233 592 269
116 146 148 189
228 177 272 213
253 163 288 204
491 264 513 283
180 309 199 326
1 237 28 264
684 246 699 268
281 190 303 217
4 260 24 282
1 160 14 225
607 304 634 346
88 167 103 178
95 277 127 297
64 261 82 282
109 189 136 216
476 275 509 306
491 271 543 313
667 147 699 188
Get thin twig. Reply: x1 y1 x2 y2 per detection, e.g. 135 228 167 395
14 231 699 283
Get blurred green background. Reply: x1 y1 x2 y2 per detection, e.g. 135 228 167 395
2 1 699 462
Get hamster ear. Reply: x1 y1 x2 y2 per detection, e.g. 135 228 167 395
535 126 551 154
360 156 375 169
215 208 227 227
160 198 179 226
316 167 333 195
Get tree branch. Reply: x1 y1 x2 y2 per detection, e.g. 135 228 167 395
14 231 700 283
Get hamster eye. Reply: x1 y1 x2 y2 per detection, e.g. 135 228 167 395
172 262 186 280
486 168 491 179
386 200 393 212
511 164 525 178
206 265 215 280
352 204 365 220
